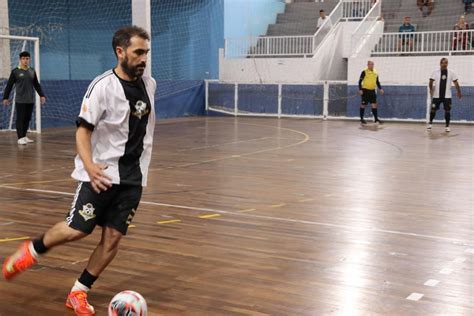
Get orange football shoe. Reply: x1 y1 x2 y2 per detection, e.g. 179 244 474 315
66 290 95 315
2 241 37 281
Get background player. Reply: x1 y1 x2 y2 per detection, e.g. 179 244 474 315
358 60 384 125
2 51 46 145
428 58 462 132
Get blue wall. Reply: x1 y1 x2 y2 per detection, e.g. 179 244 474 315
6 0 224 127
224 0 286 38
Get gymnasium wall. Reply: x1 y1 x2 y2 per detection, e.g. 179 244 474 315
4 0 224 128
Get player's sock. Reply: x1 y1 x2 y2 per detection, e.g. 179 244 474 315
371 108 379 121
445 111 451 127
72 269 98 293
359 107 365 120
31 235 48 258
429 110 436 123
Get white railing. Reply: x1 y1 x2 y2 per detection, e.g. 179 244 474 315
225 35 314 58
351 0 382 55
224 0 377 58
342 0 374 19
372 30 474 55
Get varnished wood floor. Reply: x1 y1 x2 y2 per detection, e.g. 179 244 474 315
0 117 473 315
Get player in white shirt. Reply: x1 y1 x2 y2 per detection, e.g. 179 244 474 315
428 58 462 132
3 26 156 316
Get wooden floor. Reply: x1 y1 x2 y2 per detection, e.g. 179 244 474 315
0 117 473 315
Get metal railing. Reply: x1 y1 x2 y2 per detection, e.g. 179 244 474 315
342 0 375 19
224 0 377 58
225 35 314 58
351 0 382 55
372 30 474 55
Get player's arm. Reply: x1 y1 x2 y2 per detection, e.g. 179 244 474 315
2 70 16 106
358 71 365 95
453 80 462 99
33 71 46 105
76 124 112 193
376 76 384 95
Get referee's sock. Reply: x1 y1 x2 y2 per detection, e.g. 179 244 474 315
371 108 379 121
359 107 365 120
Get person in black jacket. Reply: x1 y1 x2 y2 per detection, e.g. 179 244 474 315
2 51 46 144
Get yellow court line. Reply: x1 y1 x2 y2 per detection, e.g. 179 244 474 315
157 219 181 225
198 214 221 219
128 225 136 228
239 208 257 213
0 236 30 243
298 198 314 203
271 203 286 208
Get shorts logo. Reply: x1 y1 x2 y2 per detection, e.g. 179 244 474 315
79 203 96 221
126 208 137 225
132 100 149 119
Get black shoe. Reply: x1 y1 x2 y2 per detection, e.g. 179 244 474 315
360 119 367 125
375 119 384 124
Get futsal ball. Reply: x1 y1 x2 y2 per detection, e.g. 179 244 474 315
108 290 147 316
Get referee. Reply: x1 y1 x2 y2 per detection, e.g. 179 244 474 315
428 58 462 132
2 51 46 144
358 60 384 124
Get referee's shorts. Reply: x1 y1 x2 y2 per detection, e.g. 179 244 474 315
361 89 377 105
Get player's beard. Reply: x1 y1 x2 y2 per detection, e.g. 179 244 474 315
121 56 146 79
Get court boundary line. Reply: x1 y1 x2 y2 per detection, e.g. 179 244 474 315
1 185 471 245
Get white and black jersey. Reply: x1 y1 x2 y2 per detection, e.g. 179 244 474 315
72 69 156 187
430 69 458 99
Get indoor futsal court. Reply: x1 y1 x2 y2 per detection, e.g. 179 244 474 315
0 118 473 315
1 0 474 315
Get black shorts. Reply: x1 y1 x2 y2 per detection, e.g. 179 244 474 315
361 89 377 105
432 98 452 111
66 182 142 235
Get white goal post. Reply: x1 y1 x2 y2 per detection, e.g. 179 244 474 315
0 34 41 133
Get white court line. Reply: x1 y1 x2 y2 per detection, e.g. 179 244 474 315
406 293 424 301
1 185 473 245
424 279 440 287
439 268 453 275
453 257 466 264
465 248 474 254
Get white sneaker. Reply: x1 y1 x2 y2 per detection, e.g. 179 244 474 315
427 124 432 130
17 137 28 145
25 137 34 143
445 127 450 132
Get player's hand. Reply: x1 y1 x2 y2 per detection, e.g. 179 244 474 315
40 96 46 105
86 163 112 193
3 99 10 106
457 91 462 99
379 89 384 95
358 90 363 96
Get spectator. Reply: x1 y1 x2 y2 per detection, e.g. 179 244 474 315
464 0 473 14
417 0 434 17
398 16 416 52
453 15 470 50
317 10 333 30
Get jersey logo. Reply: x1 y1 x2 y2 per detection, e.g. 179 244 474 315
132 100 149 119
79 203 96 221
441 75 447 80
19 73 24 77
82 104 88 113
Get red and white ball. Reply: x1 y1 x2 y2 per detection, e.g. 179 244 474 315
108 290 147 316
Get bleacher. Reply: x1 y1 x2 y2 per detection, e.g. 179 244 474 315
382 0 466 32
